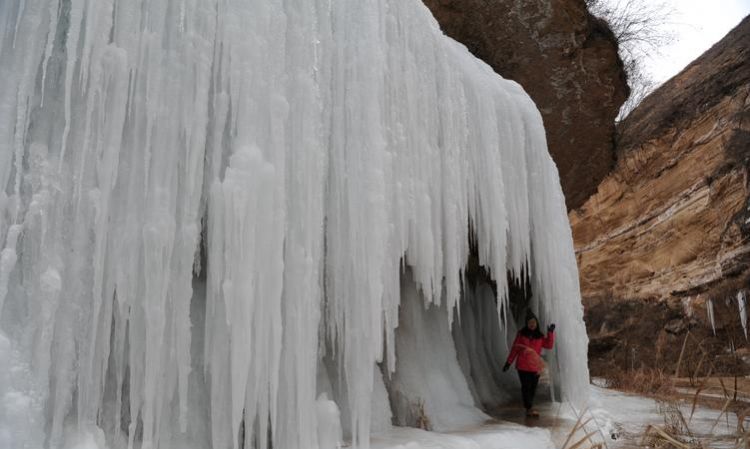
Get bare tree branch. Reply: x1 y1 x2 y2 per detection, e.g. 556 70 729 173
586 0 677 120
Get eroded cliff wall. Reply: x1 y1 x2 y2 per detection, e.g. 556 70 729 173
572 17 750 305
425 0 628 209
572 17 750 377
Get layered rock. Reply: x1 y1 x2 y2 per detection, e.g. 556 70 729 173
424 0 628 209
571 16 750 305
572 17 750 377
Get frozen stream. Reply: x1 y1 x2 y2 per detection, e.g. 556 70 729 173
370 385 744 449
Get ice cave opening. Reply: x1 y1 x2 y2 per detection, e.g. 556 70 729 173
377 249 560 435
314 237 563 445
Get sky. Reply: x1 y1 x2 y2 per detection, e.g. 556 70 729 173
645 0 750 83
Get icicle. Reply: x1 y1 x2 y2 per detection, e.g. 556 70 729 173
57 0 85 172
739 291 748 340
11 0 28 48
40 0 61 107
707 299 716 336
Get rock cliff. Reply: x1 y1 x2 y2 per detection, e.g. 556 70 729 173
572 17 750 376
572 16 750 305
425 0 628 209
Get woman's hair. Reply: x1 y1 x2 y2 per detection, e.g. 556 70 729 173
520 310 544 338
519 325 544 339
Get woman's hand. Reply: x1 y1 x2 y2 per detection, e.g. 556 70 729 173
502 362 511 372
547 323 556 332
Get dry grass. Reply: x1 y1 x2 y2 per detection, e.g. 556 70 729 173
599 329 749 400
560 408 605 449
600 367 676 396
636 393 750 449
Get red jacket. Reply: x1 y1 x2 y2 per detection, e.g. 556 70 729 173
506 330 554 373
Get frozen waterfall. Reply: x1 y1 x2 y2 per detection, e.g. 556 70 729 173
0 0 589 448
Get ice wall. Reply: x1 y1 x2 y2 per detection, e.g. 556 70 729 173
453 281 519 409
0 0 589 448
386 270 489 432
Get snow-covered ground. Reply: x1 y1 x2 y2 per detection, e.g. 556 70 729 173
371 424 555 449
588 385 740 449
369 384 744 449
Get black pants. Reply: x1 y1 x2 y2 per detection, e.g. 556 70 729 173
518 370 540 410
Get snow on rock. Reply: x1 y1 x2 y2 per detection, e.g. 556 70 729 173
0 0 588 448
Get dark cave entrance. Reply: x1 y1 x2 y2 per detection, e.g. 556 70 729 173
381 242 542 431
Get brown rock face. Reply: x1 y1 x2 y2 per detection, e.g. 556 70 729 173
424 0 628 209
571 17 750 305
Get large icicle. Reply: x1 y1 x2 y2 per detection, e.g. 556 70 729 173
0 0 589 448
707 299 716 336
739 291 748 340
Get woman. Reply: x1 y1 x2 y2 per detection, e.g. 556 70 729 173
503 311 555 417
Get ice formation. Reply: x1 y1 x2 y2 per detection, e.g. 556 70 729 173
707 299 716 336
739 292 748 340
0 0 589 448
